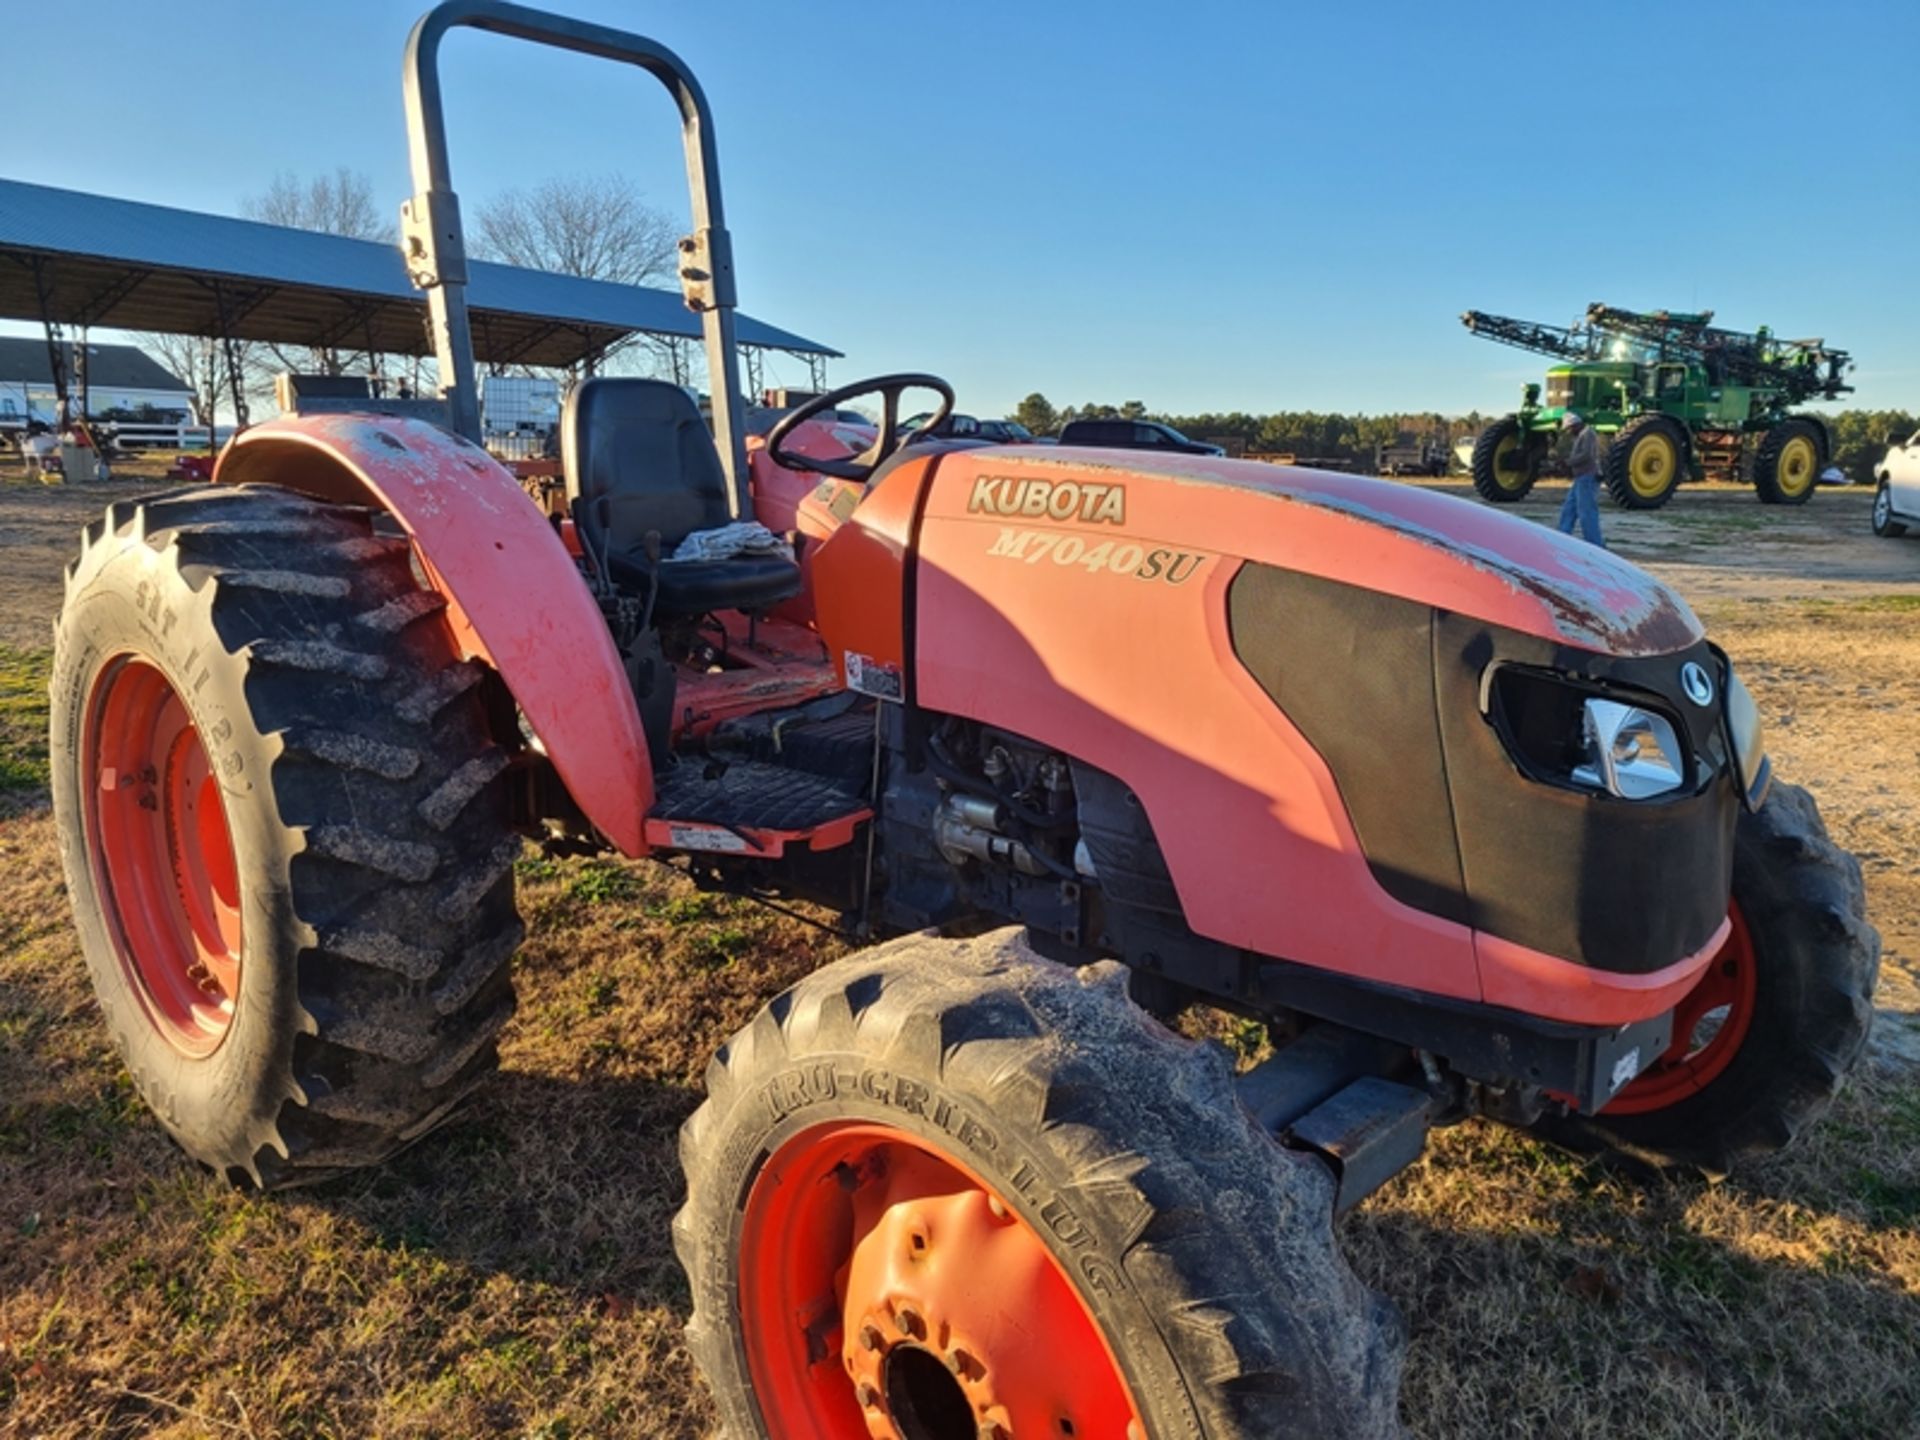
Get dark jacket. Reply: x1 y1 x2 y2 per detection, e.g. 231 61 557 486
1567 425 1599 477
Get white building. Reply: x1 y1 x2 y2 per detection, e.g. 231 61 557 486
0 337 195 436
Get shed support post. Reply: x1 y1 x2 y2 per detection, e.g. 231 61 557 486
211 281 251 432
30 257 69 427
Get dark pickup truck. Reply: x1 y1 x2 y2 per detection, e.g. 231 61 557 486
903 413 1037 444
1057 417 1225 456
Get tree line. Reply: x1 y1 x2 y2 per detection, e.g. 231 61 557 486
1010 393 1917 481
1013 393 1515 460
1820 410 1919 481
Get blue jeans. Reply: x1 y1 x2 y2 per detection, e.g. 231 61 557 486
1557 472 1605 546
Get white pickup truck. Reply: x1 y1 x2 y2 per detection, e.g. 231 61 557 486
1874 428 1920 538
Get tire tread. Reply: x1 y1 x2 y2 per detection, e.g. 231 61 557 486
675 932 1406 1438
56 484 523 1189
1534 780 1879 1174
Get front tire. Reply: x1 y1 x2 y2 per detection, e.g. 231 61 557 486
1750 418 1824 505
1603 414 1688 509
675 929 1405 1439
1873 479 1908 537
1533 782 1878 1176
1470 415 1541 502
51 485 523 1187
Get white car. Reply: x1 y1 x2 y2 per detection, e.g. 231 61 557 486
1874 429 1920 537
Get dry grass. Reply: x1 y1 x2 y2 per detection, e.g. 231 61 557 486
0 646 51 803
2 476 1917 1437
1350 1077 1920 1438
2 796 836 1439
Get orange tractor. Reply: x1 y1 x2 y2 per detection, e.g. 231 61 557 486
49 4 1878 1435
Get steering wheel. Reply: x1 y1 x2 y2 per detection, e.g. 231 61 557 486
765 373 955 483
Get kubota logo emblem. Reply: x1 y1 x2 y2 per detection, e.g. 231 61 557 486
967 475 1127 525
1680 661 1715 707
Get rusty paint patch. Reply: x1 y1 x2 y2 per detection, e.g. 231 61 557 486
1271 484 1701 654
1007 449 1701 656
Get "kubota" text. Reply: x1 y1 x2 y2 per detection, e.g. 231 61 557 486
967 476 1127 525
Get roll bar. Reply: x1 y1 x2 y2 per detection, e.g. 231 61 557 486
400 0 750 516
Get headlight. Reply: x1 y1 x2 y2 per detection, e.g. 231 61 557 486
1486 665 1695 801
1571 699 1685 799
1723 667 1771 810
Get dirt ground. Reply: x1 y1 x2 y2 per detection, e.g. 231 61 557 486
1 463 1916 1439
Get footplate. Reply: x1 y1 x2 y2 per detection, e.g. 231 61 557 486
646 759 870 858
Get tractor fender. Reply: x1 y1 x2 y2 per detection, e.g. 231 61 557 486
213 414 651 855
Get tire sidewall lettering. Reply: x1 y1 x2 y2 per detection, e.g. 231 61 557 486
53 524 298 1165
756 1060 1005 1166
116 555 249 795
711 1055 1151 1390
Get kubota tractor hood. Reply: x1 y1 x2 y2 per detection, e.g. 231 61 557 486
983 448 1702 657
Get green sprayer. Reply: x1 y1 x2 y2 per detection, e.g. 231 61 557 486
1464 304 1853 509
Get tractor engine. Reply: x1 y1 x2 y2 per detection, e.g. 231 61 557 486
872 719 1086 941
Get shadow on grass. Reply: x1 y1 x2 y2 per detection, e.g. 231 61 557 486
4 987 1916 1439
5 812 1913 1437
1342 1066 1920 1440
303 1064 705 1317
1349 1209 1919 1440
0 1064 717 1439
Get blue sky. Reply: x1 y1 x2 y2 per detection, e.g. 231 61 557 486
8 0 1916 416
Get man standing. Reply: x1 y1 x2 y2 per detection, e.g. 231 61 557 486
1555 412 1604 547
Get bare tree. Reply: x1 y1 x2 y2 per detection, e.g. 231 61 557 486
473 175 679 380
117 172 384 427
240 168 388 381
133 330 243 428
242 167 384 242
474 174 676 287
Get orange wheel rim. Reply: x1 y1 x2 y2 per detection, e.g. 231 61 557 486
740 1121 1146 1440
84 655 243 1055
1605 905 1756 1114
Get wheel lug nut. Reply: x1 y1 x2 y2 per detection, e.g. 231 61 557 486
894 1306 925 1340
856 1382 880 1409
858 1323 883 1353
979 1423 1010 1440
946 1347 974 1377
987 1195 1007 1219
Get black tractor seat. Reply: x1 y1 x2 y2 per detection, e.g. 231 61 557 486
597 545 799 615
562 378 800 615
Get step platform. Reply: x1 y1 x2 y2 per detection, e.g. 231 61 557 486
645 758 870 858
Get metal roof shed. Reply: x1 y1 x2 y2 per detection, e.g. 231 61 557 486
0 178 837 372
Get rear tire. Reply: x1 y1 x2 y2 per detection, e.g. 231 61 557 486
51 484 523 1188
1602 414 1688 510
1470 415 1541 502
1532 782 1878 1177
1873 479 1908 537
1749 418 1824 505
675 928 1405 1439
